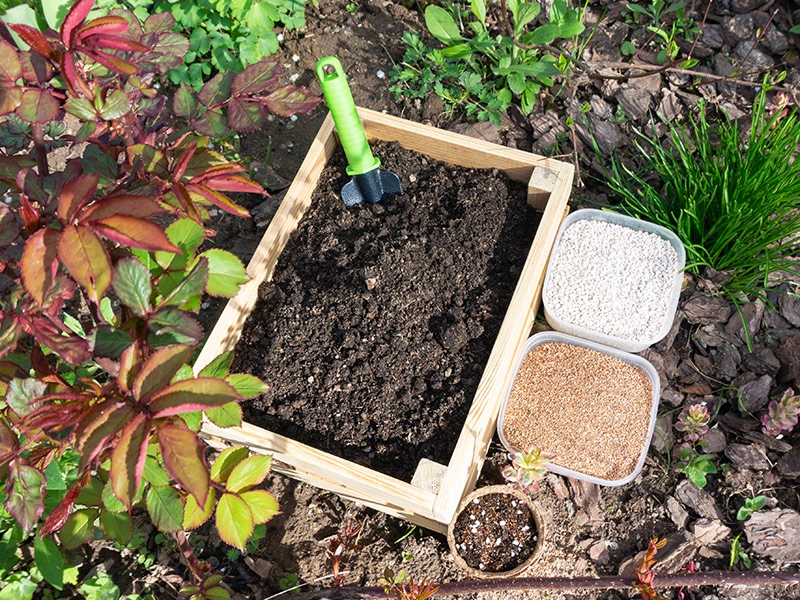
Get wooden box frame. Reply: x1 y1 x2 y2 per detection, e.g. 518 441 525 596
194 108 574 533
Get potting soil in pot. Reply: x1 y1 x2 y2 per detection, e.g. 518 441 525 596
232 141 540 481
451 492 538 572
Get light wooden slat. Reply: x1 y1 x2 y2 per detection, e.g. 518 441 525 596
431 161 574 524
195 107 573 531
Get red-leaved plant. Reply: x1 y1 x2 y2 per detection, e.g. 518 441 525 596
0 0 320 596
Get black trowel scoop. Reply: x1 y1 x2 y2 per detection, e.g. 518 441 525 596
315 56 402 207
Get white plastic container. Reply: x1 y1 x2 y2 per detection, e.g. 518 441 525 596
541 209 685 353
497 332 660 486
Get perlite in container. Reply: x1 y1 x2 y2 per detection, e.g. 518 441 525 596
542 209 685 353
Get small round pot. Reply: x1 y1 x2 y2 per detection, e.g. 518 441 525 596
447 485 545 579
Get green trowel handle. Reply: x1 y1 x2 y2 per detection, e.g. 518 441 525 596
315 56 380 177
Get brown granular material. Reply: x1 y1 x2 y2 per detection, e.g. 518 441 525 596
501 342 653 481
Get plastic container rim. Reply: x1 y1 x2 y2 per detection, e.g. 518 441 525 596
541 208 686 353
497 331 661 487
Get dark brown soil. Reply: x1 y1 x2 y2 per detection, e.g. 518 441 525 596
232 141 538 481
452 491 539 573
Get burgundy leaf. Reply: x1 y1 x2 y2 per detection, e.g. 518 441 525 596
0 83 22 116
232 60 280 96
117 339 142 394
21 228 59 307
8 24 55 59
0 39 21 82
79 193 165 221
0 204 19 245
57 173 99 224
58 225 112 305
61 53 93 100
16 88 60 124
91 215 180 253
61 0 96 47
172 141 197 183
0 315 23 361
173 83 199 120
185 184 250 218
40 473 89 537
74 15 129 40
204 174 267 195
198 70 234 108
143 12 175 35
191 110 229 138
110 413 150 510
31 316 91 364
263 85 322 117
78 402 135 469
0 419 18 466
5 460 45 532
149 377 242 418
227 98 265 133
158 424 208 506
79 47 137 75
81 34 150 53
133 344 194 403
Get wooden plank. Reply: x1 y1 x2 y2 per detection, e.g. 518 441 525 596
431 160 574 524
195 107 573 531
200 421 444 532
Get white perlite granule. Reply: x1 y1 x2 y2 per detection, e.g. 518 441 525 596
547 219 678 343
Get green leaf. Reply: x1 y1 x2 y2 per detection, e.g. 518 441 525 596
0 573 37 599
424 5 462 44
99 509 133 545
90 326 133 358
183 488 214 530
225 373 268 399
65 97 97 120
147 308 204 347
193 110 230 138
99 90 131 120
113 257 152 316
210 446 249 484
181 411 203 431
143 455 170 487
158 424 209 505
240 489 279 524
205 400 243 428
61 508 98 549
245 1 277 31
226 455 272 494
101 478 127 513
173 83 200 120
34 536 64 590
157 218 205 271
146 485 184 532
471 0 486 25
216 493 253 550
149 377 242 417
5 377 46 418
525 23 560 45
790 24 800 34
197 249 249 297
160 258 209 309
199 352 233 378
16 89 59 123
516 2 540 29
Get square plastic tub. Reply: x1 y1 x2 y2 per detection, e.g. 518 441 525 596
541 208 686 353
497 331 660 486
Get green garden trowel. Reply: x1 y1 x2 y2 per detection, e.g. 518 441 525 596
315 56 402 207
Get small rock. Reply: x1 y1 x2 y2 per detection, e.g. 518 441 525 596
589 540 610 565
722 14 754 44
660 388 685 407
720 102 746 121
692 518 731 547
778 293 800 327
730 0 762 12
745 509 800 562
712 54 737 97
778 446 800 479
763 27 789 55
701 428 727 454
244 556 274 579
684 294 732 324
725 443 771 472
733 41 776 73
738 374 774 413
700 24 724 49
666 496 690 528
617 87 653 121
675 479 722 520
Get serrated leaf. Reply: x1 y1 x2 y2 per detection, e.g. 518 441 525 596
199 352 233 378
197 249 248 297
101 478 127 513
0 204 19 246
226 455 272 494
58 225 112 304
160 258 209 309
92 215 179 253
226 98 265 132
232 60 279 95
57 173 99 223
16 88 59 123
99 89 130 120
156 217 205 271
34 536 63 589
263 85 321 117
192 110 229 137
181 410 202 431
198 70 234 107
0 83 22 116
148 308 204 347
143 454 170 487
183 487 214 530
158 424 208 505
99 509 133 545
173 83 200 119
215 493 253 550
20 228 59 307
0 40 21 82
205 401 242 428
225 373 268 399
133 344 194 402
110 413 150 510
210 446 249 484
64 96 97 120
90 325 133 358
112 257 152 316
240 490 279 525
149 377 242 418
5 377 46 418
146 485 184 532
60 508 98 549
5 462 45 532
76 476 103 506
204 585 232 600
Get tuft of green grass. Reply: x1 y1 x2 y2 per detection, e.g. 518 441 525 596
603 88 800 314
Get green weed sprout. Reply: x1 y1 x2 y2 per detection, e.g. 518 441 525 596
760 388 800 436
675 403 710 443
501 447 553 493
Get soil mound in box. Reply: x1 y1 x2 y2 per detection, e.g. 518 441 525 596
233 141 540 481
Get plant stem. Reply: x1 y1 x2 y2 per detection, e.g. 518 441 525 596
289 570 800 599
31 123 49 178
